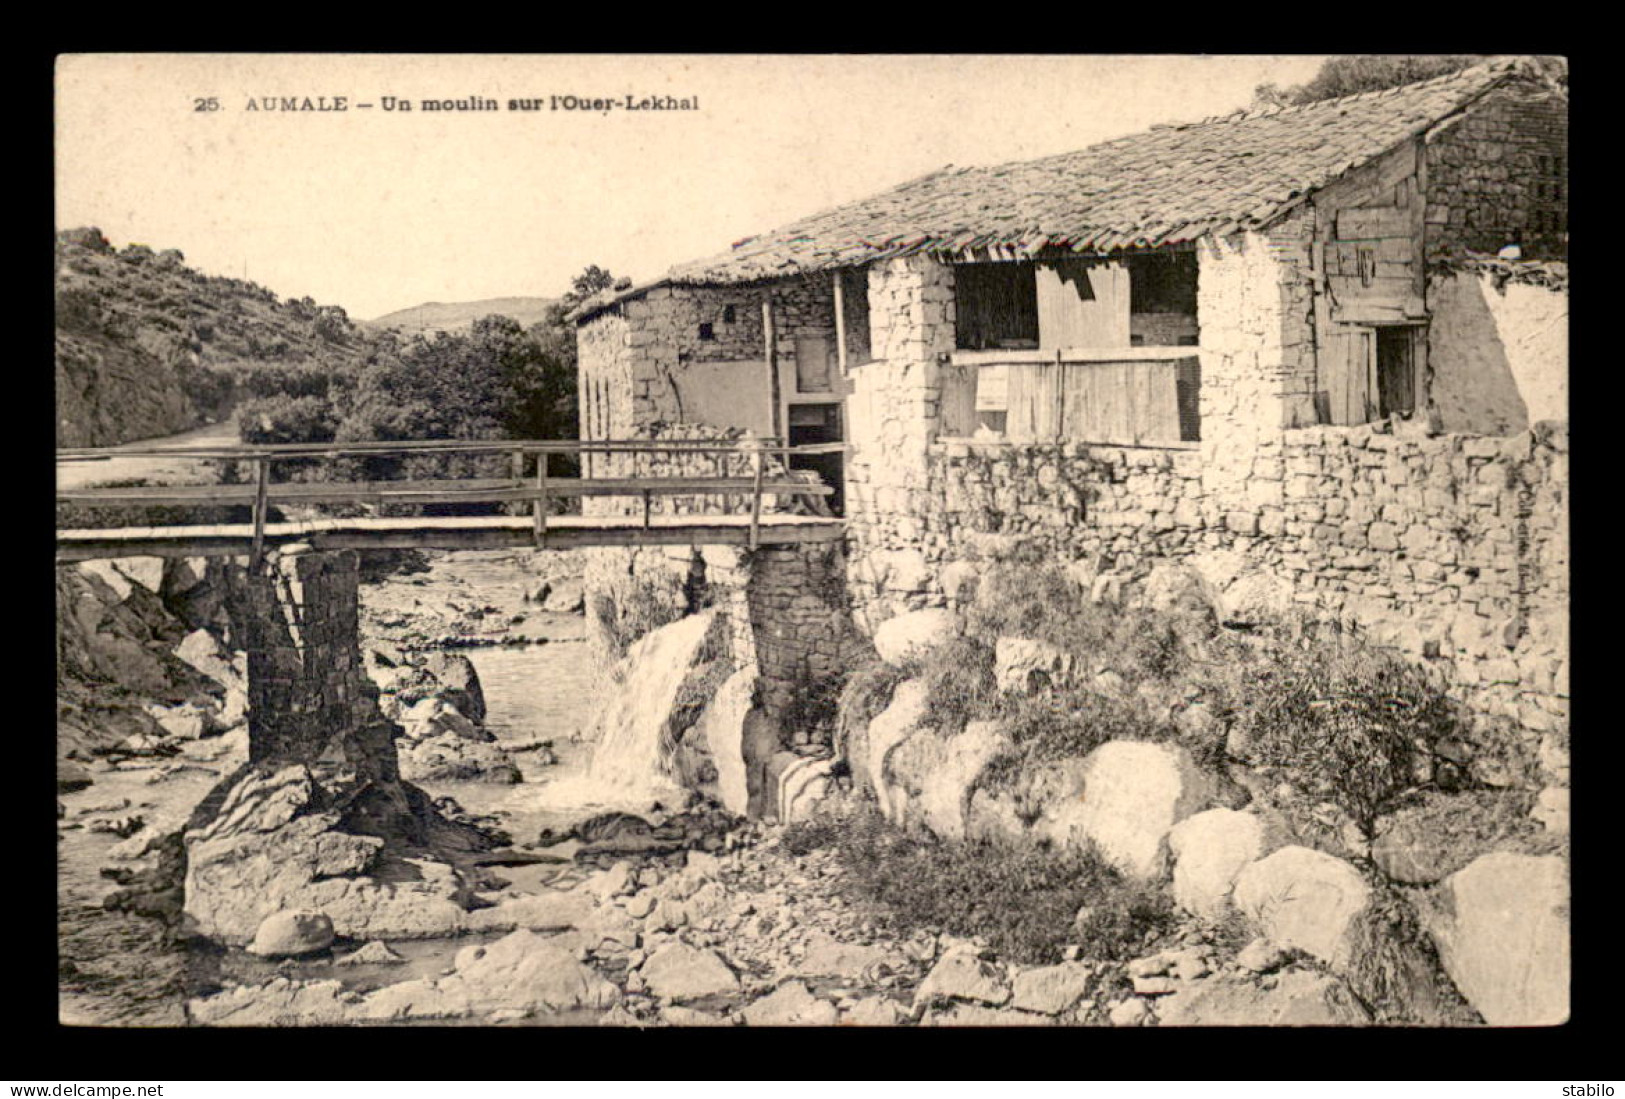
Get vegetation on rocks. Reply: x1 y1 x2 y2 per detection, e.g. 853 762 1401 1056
783 803 1174 965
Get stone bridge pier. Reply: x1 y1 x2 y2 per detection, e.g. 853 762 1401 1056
185 545 485 946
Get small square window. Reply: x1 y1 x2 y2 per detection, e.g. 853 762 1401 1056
723 305 737 324
698 323 715 341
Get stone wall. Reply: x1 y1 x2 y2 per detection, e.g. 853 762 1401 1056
576 277 845 449
1424 84 1568 263
843 422 1569 736
221 547 398 779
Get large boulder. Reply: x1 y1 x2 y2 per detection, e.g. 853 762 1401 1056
355 930 619 1022
693 667 756 815
994 637 1076 694
872 608 959 667
247 911 335 958
886 719 1010 840
398 734 521 784
184 765 474 944
1167 808 1274 921
638 943 740 1002
859 679 931 819
1010 962 1096 1016
420 652 486 724
1422 852 1569 1026
1232 846 1372 971
1041 740 1219 880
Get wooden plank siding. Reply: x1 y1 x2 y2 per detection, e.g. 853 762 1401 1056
972 356 1192 445
1310 136 1431 422
1035 261 1131 348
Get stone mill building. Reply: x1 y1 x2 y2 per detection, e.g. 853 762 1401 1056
572 56 1569 760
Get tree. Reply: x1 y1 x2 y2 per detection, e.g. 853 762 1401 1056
568 265 617 305
1253 55 1480 110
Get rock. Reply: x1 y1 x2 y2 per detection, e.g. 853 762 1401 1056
1132 976 1178 996
173 628 239 690
1140 561 1218 619
359 930 619 1021
1168 808 1270 920
466 890 596 934
336 940 406 966
693 667 757 815
1531 787 1569 835
146 702 208 741
248 911 335 958
1157 971 1370 1026
398 733 520 785
541 577 585 614
587 861 636 901
399 697 484 742
794 931 903 980
660 1005 732 1027
1108 997 1149 1026
185 765 474 944
421 651 487 723
624 891 657 919
741 980 840 1026
1422 852 1569 1026
1232 846 1372 971
111 556 166 595
684 849 723 882
1042 740 1218 880
993 637 1075 693
923 1003 1045 1026
862 679 930 819
886 719 1010 839
1370 809 1474 885
1234 938 1292 974
639 943 740 1002
1010 963 1095 1015
872 608 959 667
914 951 1011 1009
188 976 354 1026
57 759 94 794
841 997 906 1026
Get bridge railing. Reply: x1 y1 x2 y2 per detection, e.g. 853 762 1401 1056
57 437 846 560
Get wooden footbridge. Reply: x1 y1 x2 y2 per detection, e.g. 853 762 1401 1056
56 437 846 564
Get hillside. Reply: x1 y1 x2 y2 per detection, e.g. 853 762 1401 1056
54 228 369 448
364 297 558 337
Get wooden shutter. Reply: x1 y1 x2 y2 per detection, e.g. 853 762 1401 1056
1319 325 1375 425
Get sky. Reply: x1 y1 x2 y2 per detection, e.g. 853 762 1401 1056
55 54 1330 320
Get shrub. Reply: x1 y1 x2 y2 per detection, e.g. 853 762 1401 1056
1198 626 1459 840
783 802 1174 965
982 688 1176 791
237 393 338 446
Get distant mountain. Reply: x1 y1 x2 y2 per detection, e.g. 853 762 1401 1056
54 227 369 448
364 297 559 336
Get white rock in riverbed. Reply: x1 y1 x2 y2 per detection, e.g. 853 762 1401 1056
248 911 335 958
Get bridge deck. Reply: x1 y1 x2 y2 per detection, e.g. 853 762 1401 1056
56 512 845 562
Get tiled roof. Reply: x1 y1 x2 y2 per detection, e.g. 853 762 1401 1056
575 56 1562 318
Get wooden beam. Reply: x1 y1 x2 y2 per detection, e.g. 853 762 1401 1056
763 295 783 442
249 457 269 568
832 272 849 377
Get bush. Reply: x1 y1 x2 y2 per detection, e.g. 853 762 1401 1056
1198 626 1459 840
237 393 338 446
782 803 1174 965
